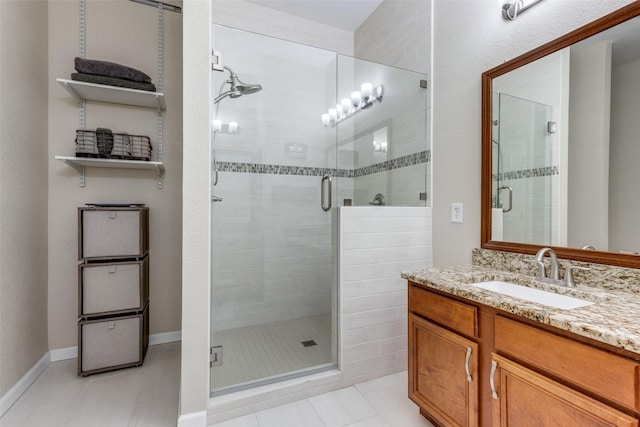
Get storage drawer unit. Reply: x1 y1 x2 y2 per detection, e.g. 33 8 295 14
78 305 149 376
78 206 149 261
78 257 149 318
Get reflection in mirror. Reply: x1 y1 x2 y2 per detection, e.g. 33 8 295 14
482 2 640 268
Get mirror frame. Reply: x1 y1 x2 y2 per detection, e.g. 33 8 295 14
481 2 640 269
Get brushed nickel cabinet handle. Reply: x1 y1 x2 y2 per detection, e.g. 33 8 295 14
465 347 472 382
490 360 499 399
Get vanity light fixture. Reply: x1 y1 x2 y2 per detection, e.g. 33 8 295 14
321 82 384 127
500 0 543 20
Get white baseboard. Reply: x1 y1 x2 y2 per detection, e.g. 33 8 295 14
1 331 182 417
178 410 208 427
0 353 50 417
149 330 182 346
50 346 78 362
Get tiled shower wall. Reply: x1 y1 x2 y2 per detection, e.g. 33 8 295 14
340 207 433 382
211 26 430 332
211 175 432 333
211 173 335 331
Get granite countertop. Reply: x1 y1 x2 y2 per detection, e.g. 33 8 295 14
402 265 640 356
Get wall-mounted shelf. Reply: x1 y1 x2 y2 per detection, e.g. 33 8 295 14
55 156 165 189
57 78 166 111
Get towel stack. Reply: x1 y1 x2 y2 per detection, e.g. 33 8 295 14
71 57 157 92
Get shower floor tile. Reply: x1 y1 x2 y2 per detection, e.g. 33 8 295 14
210 314 333 393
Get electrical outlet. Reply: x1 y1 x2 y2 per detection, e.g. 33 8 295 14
452 203 463 223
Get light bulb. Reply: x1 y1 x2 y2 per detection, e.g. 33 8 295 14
229 121 238 133
321 114 330 126
212 119 222 132
341 98 352 115
328 108 338 122
374 85 384 99
350 91 362 108
336 103 344 117
361 82 373 100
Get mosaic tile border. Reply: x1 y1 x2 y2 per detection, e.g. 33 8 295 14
492 165 559 181
217 150 430 178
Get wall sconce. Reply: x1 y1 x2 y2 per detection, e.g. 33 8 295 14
212 119 239 134
321 82 384 127
500 0 543 20
372 140 387 152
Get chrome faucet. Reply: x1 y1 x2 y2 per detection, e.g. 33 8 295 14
535 247 559 281
526 247 590 287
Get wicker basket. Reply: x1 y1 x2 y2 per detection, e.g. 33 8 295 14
75 129 152 161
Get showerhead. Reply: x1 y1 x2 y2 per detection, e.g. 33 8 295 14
231 74 263 95
214 65 262 104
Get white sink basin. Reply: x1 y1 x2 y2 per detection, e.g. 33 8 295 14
470 281 594 310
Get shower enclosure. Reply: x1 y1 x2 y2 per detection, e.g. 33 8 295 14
492 92 554 245
210 25 428 396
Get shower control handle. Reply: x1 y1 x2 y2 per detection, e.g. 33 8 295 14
321 175 332 212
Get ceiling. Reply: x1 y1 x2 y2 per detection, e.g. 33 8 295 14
247 0 384 31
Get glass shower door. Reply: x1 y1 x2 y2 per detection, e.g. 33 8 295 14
210 25 339 396
494 93 554 245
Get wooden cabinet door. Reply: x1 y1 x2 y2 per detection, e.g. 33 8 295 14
491 354 639 427
409 314 479 427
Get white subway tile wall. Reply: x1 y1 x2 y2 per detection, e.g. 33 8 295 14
340 207 432 383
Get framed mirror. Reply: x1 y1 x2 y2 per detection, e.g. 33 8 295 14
481 2 640 269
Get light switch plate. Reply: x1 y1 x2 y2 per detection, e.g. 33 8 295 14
452 203 463 223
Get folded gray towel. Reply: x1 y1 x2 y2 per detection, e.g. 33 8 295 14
71 72 157 92
95 128 114 157
74 57 152 84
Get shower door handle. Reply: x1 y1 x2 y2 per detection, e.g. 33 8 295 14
321 175 332 212
212 155 219 186
498 186 513 213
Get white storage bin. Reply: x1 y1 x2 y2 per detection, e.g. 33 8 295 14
78 206 148 260
79 257 149 318
78 306 149 376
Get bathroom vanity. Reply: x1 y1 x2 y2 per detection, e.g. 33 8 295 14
404 263 640 427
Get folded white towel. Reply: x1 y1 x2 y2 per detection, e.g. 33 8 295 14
492 208 504 241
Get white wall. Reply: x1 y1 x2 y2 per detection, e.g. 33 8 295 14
181 0 211 423
609 58 640 254
567 41 612 250
46 0 183 351
212 0 354 56
0 0 49 399
431 0 635 266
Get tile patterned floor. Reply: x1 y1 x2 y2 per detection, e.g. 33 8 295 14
0 342 180 427
1 341 434 427
212 372 435 427
211 314 333 393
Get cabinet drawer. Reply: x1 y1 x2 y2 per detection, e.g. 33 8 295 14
78 207 149 261
494 315 640 412
79 257 149 318
409 283 477 338
78 306 149 376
